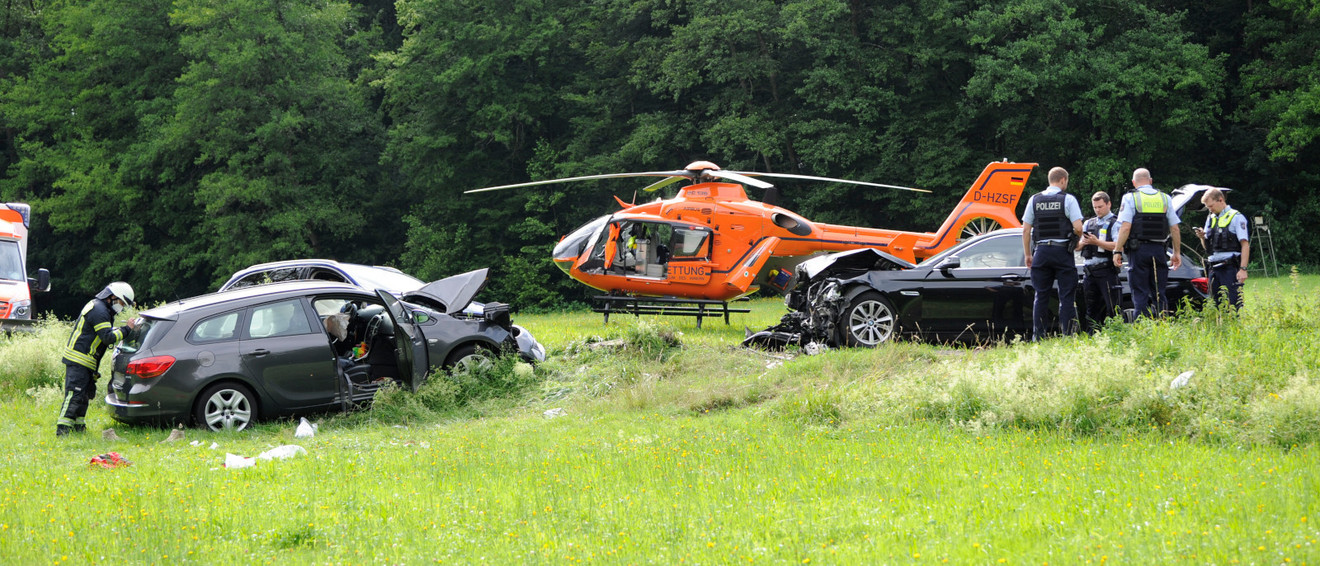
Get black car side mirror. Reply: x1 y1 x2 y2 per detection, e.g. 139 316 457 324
30 268 51 293
937 256 961 278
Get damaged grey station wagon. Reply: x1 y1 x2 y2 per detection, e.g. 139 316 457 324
106 269 545 431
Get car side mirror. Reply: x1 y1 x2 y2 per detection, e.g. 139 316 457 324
937 256 961 277
411 310 430 323
30 268 51 293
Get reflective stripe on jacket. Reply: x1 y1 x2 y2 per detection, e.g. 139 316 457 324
62 299 126 370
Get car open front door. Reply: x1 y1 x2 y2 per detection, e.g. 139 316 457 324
377 290 428 392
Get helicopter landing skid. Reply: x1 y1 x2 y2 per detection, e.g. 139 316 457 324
592 295 750 329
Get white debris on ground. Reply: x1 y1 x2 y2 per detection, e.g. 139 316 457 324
222 445 307 469
224 453 255 469
543 407 567 419
1170 370 1194 390
803 342 829 356
295 417 317 438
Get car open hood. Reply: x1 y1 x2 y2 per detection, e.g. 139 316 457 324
1171 184 1231 216
797 248 914 280
402 268 488 314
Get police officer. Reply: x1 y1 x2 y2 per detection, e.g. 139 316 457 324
1076 191 1121 330
1112 168 1182 319
57 282 138 436
1021 167 1084 339
1193 188 1250 308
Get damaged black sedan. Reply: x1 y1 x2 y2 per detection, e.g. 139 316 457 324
745 228 1209 349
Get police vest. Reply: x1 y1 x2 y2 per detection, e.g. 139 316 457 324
1129 191 1170 243
1080 216 1118 259
1030 192 1071 241
1206 209 1242 255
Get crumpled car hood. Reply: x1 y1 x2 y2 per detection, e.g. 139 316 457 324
402 268 488 314
797 248 914 281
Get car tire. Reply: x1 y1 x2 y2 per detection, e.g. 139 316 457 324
194 382 258 432
840 291 897 347
445 343 494 374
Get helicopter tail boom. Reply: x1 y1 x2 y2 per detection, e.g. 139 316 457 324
915 161 1037 257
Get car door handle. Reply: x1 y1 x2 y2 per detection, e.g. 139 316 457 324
247 349 270 357
1000 274 1026 281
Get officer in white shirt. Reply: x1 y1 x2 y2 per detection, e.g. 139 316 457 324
1194 188 1250 309
1112 168 1182 319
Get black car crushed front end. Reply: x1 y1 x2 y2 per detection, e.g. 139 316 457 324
744 248 912 350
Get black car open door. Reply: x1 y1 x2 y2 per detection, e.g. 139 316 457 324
376 290 429 392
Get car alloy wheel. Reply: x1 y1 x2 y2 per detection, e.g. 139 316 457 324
446 343 493 374
842 292 897 347
195 383 257 432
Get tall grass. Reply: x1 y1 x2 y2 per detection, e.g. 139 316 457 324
518 274 1320 448
0 315 72 395
2 276 1317 562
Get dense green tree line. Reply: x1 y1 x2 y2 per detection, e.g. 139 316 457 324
2 0 1316 316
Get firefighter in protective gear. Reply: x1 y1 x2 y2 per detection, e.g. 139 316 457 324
56 282 138 436
1194 188 1249 309
1076 191 1122 330
1113 168 1182 319
1021 166 1084 340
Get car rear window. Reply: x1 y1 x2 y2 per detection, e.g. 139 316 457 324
120 318 164 354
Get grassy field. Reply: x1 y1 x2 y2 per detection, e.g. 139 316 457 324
2 273 1318 563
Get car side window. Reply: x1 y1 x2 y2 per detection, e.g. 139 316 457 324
189 311 241 343
960 237 1026 268
247 298 313 339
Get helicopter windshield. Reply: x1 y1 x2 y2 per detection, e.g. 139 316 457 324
554 215 610 264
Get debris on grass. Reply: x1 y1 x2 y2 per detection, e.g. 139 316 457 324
89 452 131 469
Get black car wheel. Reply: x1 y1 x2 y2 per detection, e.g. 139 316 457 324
194 383 258 432
841 292 897 347
445 343 494 374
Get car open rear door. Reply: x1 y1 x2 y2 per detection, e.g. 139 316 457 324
377 290 428 392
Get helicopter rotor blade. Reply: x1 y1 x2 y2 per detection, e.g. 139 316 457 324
640 176 689 193
704 170 776 190
737 171 929 193
465 170 693 193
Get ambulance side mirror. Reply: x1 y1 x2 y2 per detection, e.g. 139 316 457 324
30 268 51 293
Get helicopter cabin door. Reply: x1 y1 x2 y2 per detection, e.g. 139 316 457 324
602 220 715 285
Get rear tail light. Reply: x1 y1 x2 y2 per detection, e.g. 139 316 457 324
1191 277 1209 295
127 355 176 379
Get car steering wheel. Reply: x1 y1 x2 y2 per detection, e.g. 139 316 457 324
365 313 384 344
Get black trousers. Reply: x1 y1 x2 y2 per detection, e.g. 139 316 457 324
58 363 98 427
1081 264 1121 330
1030 244 1079 339
1209 262 1244 309
1128 242 1170 319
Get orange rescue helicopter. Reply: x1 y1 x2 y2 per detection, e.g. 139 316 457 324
467 160 1037 302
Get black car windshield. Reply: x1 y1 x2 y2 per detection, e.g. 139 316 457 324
921 232 1013 266
339 264 425 293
